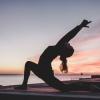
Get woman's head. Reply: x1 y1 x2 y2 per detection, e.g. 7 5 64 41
60 43 74 60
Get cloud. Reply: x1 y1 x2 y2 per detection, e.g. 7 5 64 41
51 48 100 74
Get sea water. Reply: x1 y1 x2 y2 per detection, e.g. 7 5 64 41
0 74 91 86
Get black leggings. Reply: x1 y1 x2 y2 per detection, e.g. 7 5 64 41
23 61 90 91
23 61 72 91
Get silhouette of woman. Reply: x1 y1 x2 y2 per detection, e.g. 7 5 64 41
15 20 91 91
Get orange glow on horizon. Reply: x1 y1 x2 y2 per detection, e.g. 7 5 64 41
0 66 24 74
1 34 100 74
1 49 100 74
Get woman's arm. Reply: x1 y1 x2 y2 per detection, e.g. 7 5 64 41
55 20 91 49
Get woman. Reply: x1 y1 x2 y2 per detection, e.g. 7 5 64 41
15 20 91 92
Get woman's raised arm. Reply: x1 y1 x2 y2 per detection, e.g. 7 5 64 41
55 20 91 48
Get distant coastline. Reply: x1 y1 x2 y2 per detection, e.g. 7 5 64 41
0 73 98 76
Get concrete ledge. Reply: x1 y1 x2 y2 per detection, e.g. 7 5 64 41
0 91 100 100
1 80 100 100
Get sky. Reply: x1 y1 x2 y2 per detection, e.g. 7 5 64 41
0 0 100 74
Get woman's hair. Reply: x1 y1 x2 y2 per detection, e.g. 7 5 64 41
60 43 74 59
59 43 74 73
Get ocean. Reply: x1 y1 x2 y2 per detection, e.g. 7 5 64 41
0 74 91 86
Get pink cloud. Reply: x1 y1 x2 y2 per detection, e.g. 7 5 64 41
68 49 100 74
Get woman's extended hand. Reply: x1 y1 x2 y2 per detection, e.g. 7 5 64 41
80 20 92 28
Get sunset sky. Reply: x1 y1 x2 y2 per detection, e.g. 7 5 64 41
0 0 100 74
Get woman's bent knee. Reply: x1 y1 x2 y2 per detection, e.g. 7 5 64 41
25 61 38 70
25 61 37 66
25 61 32 66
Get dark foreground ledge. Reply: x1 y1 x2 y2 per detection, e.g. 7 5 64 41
1 79 100 100
0 91 100 100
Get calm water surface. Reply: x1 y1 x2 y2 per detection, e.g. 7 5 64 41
0 74 91 86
